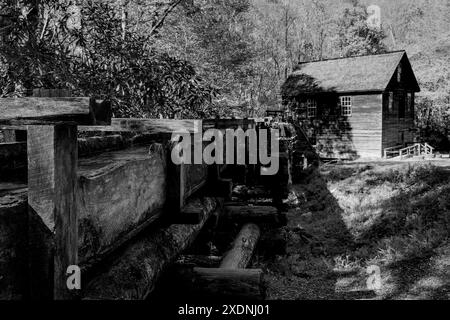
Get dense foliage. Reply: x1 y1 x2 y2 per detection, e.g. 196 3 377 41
0 0 449 145
0 0 217 118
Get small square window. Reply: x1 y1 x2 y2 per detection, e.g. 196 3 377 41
307 99 317 118
340 96 352 116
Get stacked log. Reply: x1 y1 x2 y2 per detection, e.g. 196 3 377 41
83 197 219 300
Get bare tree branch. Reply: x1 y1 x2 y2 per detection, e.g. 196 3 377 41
149 0 183 36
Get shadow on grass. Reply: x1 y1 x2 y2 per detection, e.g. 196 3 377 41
269 162 450 300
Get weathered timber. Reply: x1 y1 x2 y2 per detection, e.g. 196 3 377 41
174 267 265 300
77 144 167 263
0 187 28 300
220 224 260 269
27 124 78 300
111 118 199 134
83 197 218 300
78 135 127 156
223 205 287 228
203 119 255 130
176 255 222 268
0 135 129 177
0 97 111 125
1 143 169 266
166 139 209 214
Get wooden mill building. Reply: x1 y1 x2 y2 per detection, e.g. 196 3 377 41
281 50 421 159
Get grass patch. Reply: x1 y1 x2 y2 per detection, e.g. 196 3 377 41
263 161 450 300
323 163 449 265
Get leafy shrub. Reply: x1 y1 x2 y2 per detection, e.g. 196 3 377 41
0 0 217 118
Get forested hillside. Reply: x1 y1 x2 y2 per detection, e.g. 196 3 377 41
0 0 449 143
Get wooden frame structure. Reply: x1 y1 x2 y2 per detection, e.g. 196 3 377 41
1 95 273 300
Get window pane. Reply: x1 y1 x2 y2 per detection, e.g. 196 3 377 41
307 99 317 118
340 96 352 116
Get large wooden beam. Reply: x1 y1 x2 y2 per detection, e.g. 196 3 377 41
166 139 209 215
0 97 111 125
77 144 167 263
173 267 265 300
27 124 78 300
220 224 260 269
111 118 199 134
83 197 219 300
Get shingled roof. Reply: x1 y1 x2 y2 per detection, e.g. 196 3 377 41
282 51 418 98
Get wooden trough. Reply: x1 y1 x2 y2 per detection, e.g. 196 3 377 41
0 95 288 300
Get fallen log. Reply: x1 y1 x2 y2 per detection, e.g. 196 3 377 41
83 197 219 300
223 205 287 228
220 224 260 269
174 267 265 300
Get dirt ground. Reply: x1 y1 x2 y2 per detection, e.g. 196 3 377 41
255 160 450 300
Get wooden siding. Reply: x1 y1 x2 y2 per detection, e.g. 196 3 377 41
382 92 416 150
297 94 383 159
382 54 418 150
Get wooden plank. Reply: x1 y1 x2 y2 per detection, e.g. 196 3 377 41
83 198 219 300
173 267 265 300
166 160 186 213
0 97 111 125
111 118 199 134
77 145 167 263
27 124 78 300
3 118 256 134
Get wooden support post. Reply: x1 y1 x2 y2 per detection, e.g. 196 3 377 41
220 223 260 269
166 161 186 213
27 124 78 300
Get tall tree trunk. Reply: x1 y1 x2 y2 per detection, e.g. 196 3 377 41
120 0 128 41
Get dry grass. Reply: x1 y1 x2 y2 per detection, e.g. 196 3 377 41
258 161 450 300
